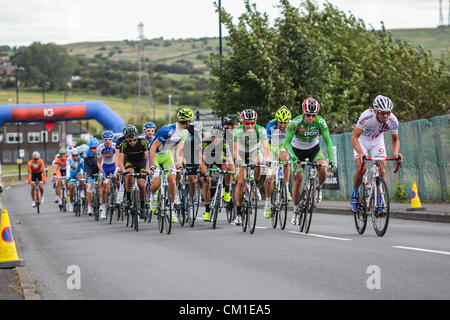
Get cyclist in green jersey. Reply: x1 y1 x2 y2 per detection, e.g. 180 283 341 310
199 125 235 221
233 108 272 225
283 97 336 225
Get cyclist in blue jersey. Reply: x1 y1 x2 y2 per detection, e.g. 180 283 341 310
84 138 100 216
97 130 117 218
264 106 292 218
149 108 193 222
66 148 85 212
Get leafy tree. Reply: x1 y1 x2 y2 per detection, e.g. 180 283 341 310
16 42 77 90
207 0 450 131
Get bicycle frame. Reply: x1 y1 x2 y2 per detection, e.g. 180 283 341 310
208 167 235 229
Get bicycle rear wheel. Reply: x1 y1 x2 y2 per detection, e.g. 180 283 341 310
133 190 139 232
35 188 41 214
177 184 186 227
372 177 390 237
302 181 315 234
157 189 164 233
227 183 236 224
354 184 368 235
247 181 258 234
297 187 308 232
278 179 288 230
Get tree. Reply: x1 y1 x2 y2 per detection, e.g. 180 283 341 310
207 0 450 131
16 42 78 90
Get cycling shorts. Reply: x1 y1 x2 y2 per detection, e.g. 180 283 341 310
125 160 147 177
238 148 261 165
293 144 326 173
270 144 287 160
102 163 116 177
154 153 176 177
185 164 199 176
353 135 386 160
31 172 43 182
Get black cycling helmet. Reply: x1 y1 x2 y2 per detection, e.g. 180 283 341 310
224 114 240 125
124 125 138 139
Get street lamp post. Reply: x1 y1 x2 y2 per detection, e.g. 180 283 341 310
219 0 223 59
42 81 50 104
15 66 25 180
168 94 172 123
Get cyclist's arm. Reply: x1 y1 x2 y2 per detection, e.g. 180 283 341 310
351 127 365 159
144 150 149 172
392 133 401 160
149 140 162 168
261 138 271 162
97 155 103 174
283 130 297 161
41 160 47 183
321 127 335 164
175 142 185 167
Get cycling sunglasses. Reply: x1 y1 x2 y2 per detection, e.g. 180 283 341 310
378 111 391 116
89 147 97 150
305 114 316 118
104 138 113 141
145 129 155 133
243 121 256 126
127 138 137 142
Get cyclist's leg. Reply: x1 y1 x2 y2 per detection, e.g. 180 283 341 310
313 148 328 185
124 163 135 203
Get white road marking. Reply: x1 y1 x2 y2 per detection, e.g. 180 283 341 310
288 231 352 241
255 226 269 229
392 246 450 256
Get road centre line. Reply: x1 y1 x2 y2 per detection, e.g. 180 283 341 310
288 231 352 241
392 246 450 256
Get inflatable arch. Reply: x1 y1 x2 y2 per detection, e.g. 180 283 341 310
0 101 125 133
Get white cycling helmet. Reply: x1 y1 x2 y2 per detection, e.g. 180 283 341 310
373 95 393 112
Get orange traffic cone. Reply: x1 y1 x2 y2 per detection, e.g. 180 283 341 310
0 209 25 268
406 182 425 211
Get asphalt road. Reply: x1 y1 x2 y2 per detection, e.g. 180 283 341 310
4 183 450 300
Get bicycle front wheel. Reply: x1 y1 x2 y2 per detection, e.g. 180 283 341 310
247 182 258 234
354 184 368 235
270 181 279 229
211 184 222 230
303 181 315 234
372 177 390 237
278 179 288 230
164 188 172 234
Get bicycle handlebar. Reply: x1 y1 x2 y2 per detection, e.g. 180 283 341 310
359 156 402 174
299 161 328 168
208 168 235 174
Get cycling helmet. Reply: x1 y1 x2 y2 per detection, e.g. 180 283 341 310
32 151 40 160
177 108 194 122
123 124 134 135
224 114 241 125
275 106 292 123
77 144 89 154
124 125 138 138
373 95 393 112
58 148 67 156
210 125 224 138
302 97 320 115
102 130 114 139
144 122 156 129
70 148 79 156
240 109 257 122
88 137 99 148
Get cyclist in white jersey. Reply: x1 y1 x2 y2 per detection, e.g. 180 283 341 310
350 95 403 212
96 130 117 218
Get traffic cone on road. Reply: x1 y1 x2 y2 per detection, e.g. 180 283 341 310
406 182 425 211
0 209 24 268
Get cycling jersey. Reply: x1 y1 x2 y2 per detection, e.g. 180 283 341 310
356 109 399 139
266 119 288 147
151 123 189 155
115 136 127 151
183 122 203 166
52 156 67 176
27 159 46 183
353 109 399 160
97 142 116 165
139 133 155 146
66 157 85 180
83 148 99 176
202 140 232 165
284 115 334 163
233 124 267 154
120 138 148 165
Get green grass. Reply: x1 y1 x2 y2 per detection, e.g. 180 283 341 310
388 28 450 58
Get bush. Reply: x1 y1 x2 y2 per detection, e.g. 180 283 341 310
394 181 407 201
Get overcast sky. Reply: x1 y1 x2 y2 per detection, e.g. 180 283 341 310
0 0 445 47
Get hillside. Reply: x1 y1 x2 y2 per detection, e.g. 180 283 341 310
388 27 450 58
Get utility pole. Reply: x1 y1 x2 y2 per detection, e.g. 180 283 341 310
168 95 172 123
135 23 155 122
439 0 444 26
